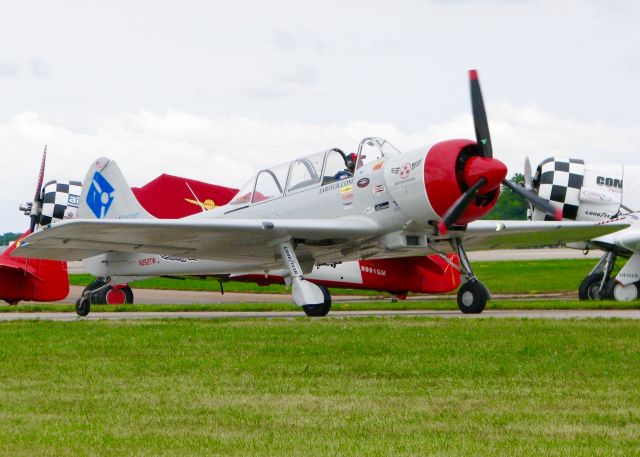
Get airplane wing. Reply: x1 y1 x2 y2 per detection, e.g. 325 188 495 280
13 216 628 267
12 217 381 267
454 219 630 251
585 225 640 253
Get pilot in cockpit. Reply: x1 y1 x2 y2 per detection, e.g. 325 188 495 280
334 153 357 180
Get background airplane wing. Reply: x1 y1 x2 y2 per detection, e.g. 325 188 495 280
455 219 629 251
12 217 380 266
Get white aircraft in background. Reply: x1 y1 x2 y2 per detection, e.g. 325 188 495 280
526 157 640 301
14 70 628 316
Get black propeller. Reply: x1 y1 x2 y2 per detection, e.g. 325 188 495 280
438 177 487 234
502 177 562 220
437 70 562 234
29 145 47 232
470 69 493 158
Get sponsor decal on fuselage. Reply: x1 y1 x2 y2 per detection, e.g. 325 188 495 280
357 178 370 188
320 178 353 193
68 194 80 207
374 202 389 211
391 160 422 179
372 184 385 195
584 210 616 218
596 176 623 189
159 255 199 263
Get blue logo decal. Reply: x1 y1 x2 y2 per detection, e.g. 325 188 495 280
86 172 115 218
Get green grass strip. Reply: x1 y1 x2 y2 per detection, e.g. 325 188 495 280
0 318 638 456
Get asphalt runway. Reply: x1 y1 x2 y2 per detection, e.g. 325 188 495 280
1 309 639 321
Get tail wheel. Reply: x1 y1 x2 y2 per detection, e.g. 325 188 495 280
457 280 488 314
578 273 606 301
302 285 332 317
75 297 90 316
604 279 640 301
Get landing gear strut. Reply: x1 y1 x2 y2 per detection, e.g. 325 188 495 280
578 252 615 301
278 240 331 317
452 238 489 313
75 277 134 316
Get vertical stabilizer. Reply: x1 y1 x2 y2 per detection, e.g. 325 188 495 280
78 157 154 220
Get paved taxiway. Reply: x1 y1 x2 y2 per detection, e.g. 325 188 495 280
2 309 639 321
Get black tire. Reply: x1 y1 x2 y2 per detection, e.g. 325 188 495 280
604 279 640 301
457 280 488 314
578 273 606 301
75 297 90 316
302 285 332 317
122 286 134 304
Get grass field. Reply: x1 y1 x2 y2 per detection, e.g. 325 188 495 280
0 317 638 456
68 257 607 296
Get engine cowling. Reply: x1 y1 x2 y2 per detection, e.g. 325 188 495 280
384 139 506 227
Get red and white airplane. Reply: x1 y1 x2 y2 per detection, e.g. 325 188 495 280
14 70 628 316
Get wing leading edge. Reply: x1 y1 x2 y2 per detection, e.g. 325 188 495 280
12 217 382 264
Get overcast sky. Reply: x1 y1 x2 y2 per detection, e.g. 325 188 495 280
1 0 640 232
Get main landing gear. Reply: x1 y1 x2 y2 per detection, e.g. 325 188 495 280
278 240 332 317
579 252 640 302
75 278 134 316
452 238 489 314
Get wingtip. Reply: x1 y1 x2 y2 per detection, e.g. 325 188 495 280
554 208 563 220
469 69 478 81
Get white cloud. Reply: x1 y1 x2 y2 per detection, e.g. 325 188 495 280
2 105 640 232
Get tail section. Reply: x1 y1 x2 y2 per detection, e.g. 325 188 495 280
78 157 154 220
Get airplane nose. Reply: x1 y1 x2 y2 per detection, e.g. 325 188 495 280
463 156 508 193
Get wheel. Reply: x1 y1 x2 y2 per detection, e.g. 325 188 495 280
122 286 134 304
75 297 90 316
457 280 488 314
302 285 332 317
95 285 129 305
578 273 606 300
604 279 640 301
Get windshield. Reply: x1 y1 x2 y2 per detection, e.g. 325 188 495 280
356 137 400 169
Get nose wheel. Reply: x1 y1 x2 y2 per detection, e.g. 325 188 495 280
450 238 490 314
457 280 488 314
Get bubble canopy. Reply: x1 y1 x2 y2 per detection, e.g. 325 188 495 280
228 137 399 206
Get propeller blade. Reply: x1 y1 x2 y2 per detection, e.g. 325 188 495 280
438 178 487 235
29 145 47 232
34 145 47 201
469 69 493 158
502 178 562 220
524 156 532 190
523 156 534 220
